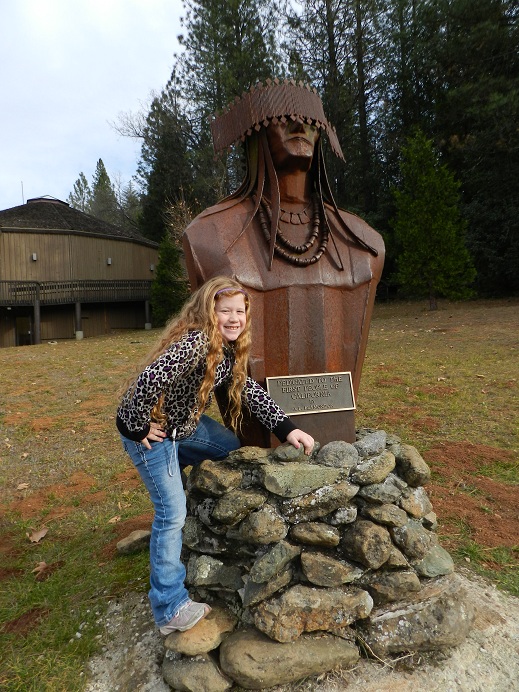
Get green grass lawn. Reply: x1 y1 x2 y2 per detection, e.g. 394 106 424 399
0 297 517 691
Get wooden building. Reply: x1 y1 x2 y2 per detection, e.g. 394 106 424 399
0 196 159 347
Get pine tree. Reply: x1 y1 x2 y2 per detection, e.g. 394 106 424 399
390 130 476 309
67 172 92 212
429 0 519 295
150 234 189 326
89 159 119 225
177 0 283 117
137 82 197 242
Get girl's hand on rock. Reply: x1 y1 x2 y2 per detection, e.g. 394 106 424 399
286 429 315 456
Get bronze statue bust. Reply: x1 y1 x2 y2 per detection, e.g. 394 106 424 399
183 80 385 446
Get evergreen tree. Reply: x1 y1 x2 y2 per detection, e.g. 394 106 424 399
429 0 519 295
67 172 92 212
112 178 142 231
177 0 283 117
136 81 197 242
390 130 476 309
150 234 189 326
89 159 119 225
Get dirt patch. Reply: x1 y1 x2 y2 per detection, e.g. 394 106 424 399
425 442 518 549
376 376 406 386
1 607 50 637
112 467 142 490
98 513 154 560
2 470 98 520
415 384 458 396
29 416 60 432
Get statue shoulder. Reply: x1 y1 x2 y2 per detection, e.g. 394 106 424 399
325 203 385 258
187 197 254 232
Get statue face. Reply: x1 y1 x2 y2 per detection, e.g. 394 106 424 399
266 119 319 169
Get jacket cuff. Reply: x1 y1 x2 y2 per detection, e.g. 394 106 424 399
116 415 150 442
272 417 297 443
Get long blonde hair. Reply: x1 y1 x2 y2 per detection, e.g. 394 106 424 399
124 276 252 432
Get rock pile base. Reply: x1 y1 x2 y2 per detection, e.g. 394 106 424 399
159 429 473 691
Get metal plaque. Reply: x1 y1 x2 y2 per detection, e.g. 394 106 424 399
266 372 355 416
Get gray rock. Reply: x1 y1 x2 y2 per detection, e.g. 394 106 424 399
242 566 293 607
354 430 387 457
187 460 242 496
390 519 435 559
350 450 396 485
289 522 340 547
395 444 431 487
182 517 231 555
316 441 359 469
227 446 271 462
116 530 151 555
219 628 359 689
386 433 401 446
195 498 227 535
399 486 433 518
212 488 266 525
270 442 311 462
260 463 343 498
162 653 232 692
330 504 358 525
228 505 287 545
356 573 474 656
301 551 364 587
384 545 410 569
360 503 408 528
253 584 373 642
412 543 455 577
281 480 359 523
186 554 243 590
357 476 403 504
422 511 438 531
362 569 422 605
249 540 301 583
163 605 237 656
342 519 393 569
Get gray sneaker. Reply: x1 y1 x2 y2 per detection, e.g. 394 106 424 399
159 600 211 635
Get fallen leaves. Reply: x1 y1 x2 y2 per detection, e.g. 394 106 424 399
32 560 65 581
27 527 48 543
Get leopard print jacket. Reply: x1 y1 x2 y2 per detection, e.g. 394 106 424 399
116 330 295 443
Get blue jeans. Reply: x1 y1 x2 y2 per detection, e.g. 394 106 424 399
120 415 240 626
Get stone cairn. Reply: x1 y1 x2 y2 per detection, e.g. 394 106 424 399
148 429 474 691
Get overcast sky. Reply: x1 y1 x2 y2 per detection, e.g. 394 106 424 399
0 0 184 211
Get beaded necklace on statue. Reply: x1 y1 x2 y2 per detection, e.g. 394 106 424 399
256 194 329 266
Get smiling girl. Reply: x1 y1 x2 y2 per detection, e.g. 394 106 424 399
116 275 313 635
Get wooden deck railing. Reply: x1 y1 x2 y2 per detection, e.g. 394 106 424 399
0 280 153 306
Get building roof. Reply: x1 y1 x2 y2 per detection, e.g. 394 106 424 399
0 196 157 247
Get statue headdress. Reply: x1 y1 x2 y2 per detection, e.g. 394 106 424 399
210 78 344 160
